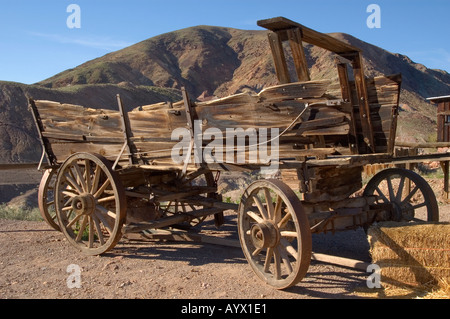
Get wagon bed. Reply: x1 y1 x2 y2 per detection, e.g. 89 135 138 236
28 17 444 289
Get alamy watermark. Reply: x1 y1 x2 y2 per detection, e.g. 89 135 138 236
66 264 82 288
66 4 81 29
366 4 381 29
366 263 381 288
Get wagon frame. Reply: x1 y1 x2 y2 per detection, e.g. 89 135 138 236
28 17 448 289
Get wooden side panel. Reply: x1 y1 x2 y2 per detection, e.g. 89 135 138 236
33 74 399 167
351 74 401 154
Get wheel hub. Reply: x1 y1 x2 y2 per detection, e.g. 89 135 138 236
72 193 96 216
391 201 414 222
250 221 279 249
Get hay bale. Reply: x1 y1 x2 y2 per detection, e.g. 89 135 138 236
368 221 450 288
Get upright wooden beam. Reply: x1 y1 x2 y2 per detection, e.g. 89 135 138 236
387 74 402 154
267 31 290 84
336 62 358 154
351 53 375 153
442 161 450 202
28 98 57 166
117 94 137 165
287 28 310 82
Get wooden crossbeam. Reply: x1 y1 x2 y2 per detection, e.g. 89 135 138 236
258 16 361 55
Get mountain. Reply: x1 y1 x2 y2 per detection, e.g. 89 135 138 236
37 26 450 99
2 24 450 166
38 26 276 98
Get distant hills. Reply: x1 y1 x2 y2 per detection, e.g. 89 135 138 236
1 24 449 165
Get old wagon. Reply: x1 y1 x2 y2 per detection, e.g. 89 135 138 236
28 17 444 289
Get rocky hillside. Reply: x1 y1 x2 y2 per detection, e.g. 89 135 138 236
1 24 450 165
38 26 449 99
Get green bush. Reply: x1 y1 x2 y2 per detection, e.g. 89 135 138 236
0 204 42 221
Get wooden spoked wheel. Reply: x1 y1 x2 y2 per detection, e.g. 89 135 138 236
55 153 127 255
363 168 439 222
238 179 312 289
38 169 60 231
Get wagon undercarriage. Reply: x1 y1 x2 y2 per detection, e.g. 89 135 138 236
29 17 445 289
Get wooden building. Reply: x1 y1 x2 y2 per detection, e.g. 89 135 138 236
428 95 450 142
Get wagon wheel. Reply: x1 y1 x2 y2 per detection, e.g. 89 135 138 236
238 179 312 289
38 168 60 231
55 153 127 255
363 168 439 223
159 170 220 229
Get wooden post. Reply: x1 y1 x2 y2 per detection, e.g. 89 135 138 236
28 98 57 166
336 62 358 154
350 53 375 153
117 94 137 165
286 27 310 82
442 161 450 201
267 31 291 84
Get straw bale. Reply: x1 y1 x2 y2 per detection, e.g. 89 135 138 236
368 221 450 288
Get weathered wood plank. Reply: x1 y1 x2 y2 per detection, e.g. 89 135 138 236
257 16 361 54
286 27 310 82
267 31 290 84
258 80 341 101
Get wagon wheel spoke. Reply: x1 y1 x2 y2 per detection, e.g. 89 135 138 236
279 238 298 260
84 159 92 193
238 179 311 289
263 247 274 273
263 188 275 220
386 175 395 201
66 214 82 229
401 185 419 204
92 214 105 245
252 194 269 220
273 195 283 223
363 168 439 223
395 176 406 201
278 211 292 229
64 172 83 194
374 185 389 203
72 163 87 193
91 164 102 195
247 210 264 224
55 153 126 255
75 215 88 242
278 245 293 274
273 248 282 280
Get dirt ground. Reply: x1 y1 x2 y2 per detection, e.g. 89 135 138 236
0 214 376 300
1 170 449 301
1 205 449 301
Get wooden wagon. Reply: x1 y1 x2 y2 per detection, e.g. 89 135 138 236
28 17 444 289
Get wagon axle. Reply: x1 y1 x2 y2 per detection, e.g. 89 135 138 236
250 220 280 249
72 193 96 216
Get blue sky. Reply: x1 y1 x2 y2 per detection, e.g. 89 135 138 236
0 0 449 84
